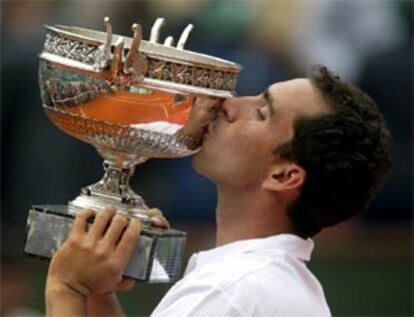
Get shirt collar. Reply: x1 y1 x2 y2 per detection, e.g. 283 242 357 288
190 234 314 272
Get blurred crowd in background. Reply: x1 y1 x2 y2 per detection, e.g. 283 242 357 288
1 1 412 316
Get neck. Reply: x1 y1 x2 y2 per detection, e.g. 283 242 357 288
215 185 293 247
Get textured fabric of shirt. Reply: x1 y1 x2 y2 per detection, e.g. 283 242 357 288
151 234 331 317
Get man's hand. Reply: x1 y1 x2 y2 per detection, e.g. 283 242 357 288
46 208 141 304
178 96 222 146
46 207 170 316
85 207 171 317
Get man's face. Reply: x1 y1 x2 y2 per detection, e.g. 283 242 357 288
193 78 329 189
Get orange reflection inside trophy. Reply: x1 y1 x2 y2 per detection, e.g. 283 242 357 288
65 89 193 125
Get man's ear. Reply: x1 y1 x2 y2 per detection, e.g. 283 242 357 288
262 163 306 193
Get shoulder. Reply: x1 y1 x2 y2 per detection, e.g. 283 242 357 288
198 253 316 313
152 252 330 317
152 253 272 316
194 252 276 287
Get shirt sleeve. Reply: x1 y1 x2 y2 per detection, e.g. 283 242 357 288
151 283 242 317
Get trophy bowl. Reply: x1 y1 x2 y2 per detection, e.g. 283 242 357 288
24 17 241 283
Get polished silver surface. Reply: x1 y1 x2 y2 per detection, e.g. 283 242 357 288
41 17 242 97
150 18 166 44
176 24 194 50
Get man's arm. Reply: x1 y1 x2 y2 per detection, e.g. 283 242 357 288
46 282 87 316
87 293 126 317
45 208 141 317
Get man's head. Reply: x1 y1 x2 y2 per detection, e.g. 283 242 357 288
193 65 392 238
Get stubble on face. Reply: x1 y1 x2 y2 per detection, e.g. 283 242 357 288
192 79 330 187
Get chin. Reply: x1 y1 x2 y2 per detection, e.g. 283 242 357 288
192 149 215 180
192 151 207 174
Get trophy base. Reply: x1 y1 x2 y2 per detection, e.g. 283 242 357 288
24 205 186 283
68 194 150 223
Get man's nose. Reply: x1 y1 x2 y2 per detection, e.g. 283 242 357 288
222 97 242 123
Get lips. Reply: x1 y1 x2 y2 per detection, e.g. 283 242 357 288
204 113 224 138
200 124 212 141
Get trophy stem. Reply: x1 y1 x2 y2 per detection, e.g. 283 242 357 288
68 160 150 223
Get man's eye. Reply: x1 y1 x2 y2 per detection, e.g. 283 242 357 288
256 108 266 120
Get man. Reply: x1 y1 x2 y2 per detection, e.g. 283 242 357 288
45 65 392 316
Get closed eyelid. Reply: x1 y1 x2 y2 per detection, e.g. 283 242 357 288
256 108 265 119
262 88 275 115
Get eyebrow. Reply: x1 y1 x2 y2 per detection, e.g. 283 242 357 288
263 86 275 115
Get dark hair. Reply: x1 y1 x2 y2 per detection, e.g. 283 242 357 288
276 65 393 238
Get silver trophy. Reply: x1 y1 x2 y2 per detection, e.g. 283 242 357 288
24 17 241 283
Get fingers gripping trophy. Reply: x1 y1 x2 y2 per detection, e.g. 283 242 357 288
24 17 241 283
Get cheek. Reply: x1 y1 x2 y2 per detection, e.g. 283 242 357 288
194 120 275 178
211 123 271 163
204 130 271 183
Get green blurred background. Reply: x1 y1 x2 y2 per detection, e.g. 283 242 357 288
1 0 412 316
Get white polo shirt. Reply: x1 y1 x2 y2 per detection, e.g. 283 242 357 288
152 234 331 316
